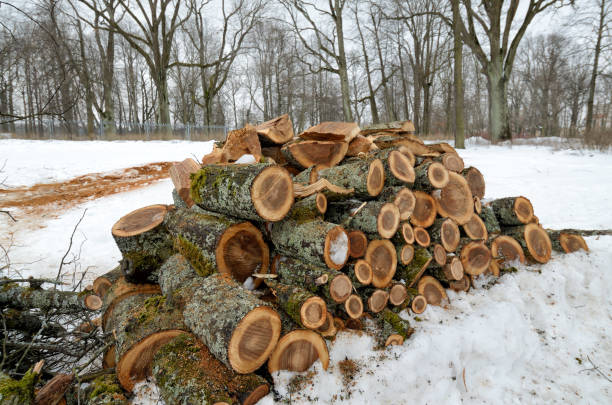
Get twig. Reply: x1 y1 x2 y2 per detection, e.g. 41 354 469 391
579 356 612 383
0 278 67 286
0 210 16 222
56 209 88 284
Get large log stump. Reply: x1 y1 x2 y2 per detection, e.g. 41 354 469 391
316 158 385 198
190 163 294 222
489 196 534 226
503 224 552 264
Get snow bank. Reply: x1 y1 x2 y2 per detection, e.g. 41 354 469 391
329 231 349 266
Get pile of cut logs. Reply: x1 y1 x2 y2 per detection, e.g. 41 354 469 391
88 115 588 404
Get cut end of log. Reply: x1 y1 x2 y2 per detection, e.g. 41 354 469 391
366 239 397 288
112 204 168 237
463 213 488 240
449 275 471 292
93 278 113 298
385 334 404 346
251 165 294 222
366 158 385 196
559 233 589 253
462 167 485 199
432 244 447 266
411 295 427 314
414 227 431 247
316 192 328 215
514 196 535 224
411 191 437 228
228 306 282 374
368 289 389 313
445 257 464 280
255 114 294 144
268 329 330 373
217 222 270 284
417 276 448 307
84 294 103 311
441 153 464 173
316 311 337 337
460 241 492 276
329 274 353 303
440 218 460 252
389 284 408 306
524 224 552 264
388 150 416 183
393 188 416 221
399 222 415 244
474 197 482 214
354 259 373 285
378 203 401 238
398 244 415 265
285 140 348 169
344 294 364 319
427 162 450 188
434 172 474 225
242 385 271 405
491 235 525 266
397 146 416 166
301 296 327 329
324 226 350 270
348 230 368 258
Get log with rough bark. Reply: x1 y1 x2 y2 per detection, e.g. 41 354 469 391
374 308 413 348
366 289 389 313
433 172 474 225
268 329 330 373
316 158 385 198
433 153 464 173
264 279 327 329
170 158 201 208
34 373 73 405
172 188 188 209
414 162 449 191
388 283 408 306
347 135 376 156
410 191 437 228
346 259 373 288
489 196 534 226
365 239 398 288
428 142 456 154
327 200 400 239
428 256 464 283
368 149 415 186
0 284 101 314
286 193 327 222
457 239 492 276
372 136 437 156
255 114 294 145
449 275 471 292
182 274 281 374
281 140 348 169
316 310 338 338
461 167 485 199
92 266 122 298
417 276 448 307
379 187 416 221
201 145 224 165
348 230 368 258
101 277 160 332
490 235 525 267
165 208 269 284
395 246 432 288
293 165 323 184
394 222 415 244
360 121 415 135
396 244 415 266
190 163 294 222
462 213 488 240
152 333 270 405
429 243 448 266
299 121 360 143
221 124 262 162
503 224 552 264
414 227 431 247
479 205 501 235
546 230 589 253
269 219 349 270
429 218 461 252
0 361 43 405
111 204 174 283
343 294 364 319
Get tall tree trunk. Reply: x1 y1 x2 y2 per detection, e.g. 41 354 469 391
452 0 465 148
156 69 171 127
335 1 353 122
586 0 605 133
487 60 510 143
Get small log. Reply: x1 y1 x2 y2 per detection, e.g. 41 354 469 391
462 213 488 240
201 145 224 165
379 187 416 221
489 196 534 226
255 113 294 145
503 224 552 264
269 219 349 270
433 171 474 225
316 311 338 338
365 239 398 288
396 244 415 266
360 121 415 135
490 235 525 267
429 243 448 266
0 284 101 313
366 149 415 186
429 218 460 252
93 267 122 298
221 124 262 162
165 208 269 284
474 197 482 214
433 153 464 173
327 200 400 239
2 309 66 337
449 275 471 292
414 162 449 191
190 163 294 222
372 136 437 156
546 230 589 253
411 295 428 313
346 135 374 156
343 294 364 319
169 158 201 208
428 142 456 154
346 259 373 288
417 276 448 307
414 227 431 247
374 308 413 348
395 246 432 288
281 140 348 169
101 277 160 332
366 289 389 313
388 283 408 306
428 256 464 283
479 205 502 235
299 121 360 143
294 165 322 184
264 279 327 329
261 146 287 165
348 230 368 258
153 333 270 405
287 193 327 221
268 329 330 373
461 167 485 199
410 191 437 228
458 240 492 276
317 158 385 198
111 204 173 283
394 222 415 244
34 373 73 405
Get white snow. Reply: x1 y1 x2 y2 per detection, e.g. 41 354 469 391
235 154 257 164
329 231 349 266
1 138 611 404
243 276 256 291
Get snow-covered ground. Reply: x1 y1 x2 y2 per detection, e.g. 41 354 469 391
1 138 611 404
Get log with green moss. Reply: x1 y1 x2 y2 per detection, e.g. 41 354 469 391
489 196 534 226
316 158 385 198
165 208 269 284
190 163 294 222
503 224 552 264
378 187 416 221
152 333 269 405
182 274 281 374
157 254 203 301
479 205 501 235
269 218 349 270
101 276 160 332
286 193 327 222
368 149 415 186
326 200 400 239
395 246 432 288
92 266 122 298
111 204 174 283
414 161 449 191
0 362 42 405
546 230 589 253
0 284 101 313
264 279 327 329
345 259 373 288
87 373 129 405
373 308 413 347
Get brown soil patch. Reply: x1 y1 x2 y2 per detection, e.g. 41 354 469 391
0 162 174 216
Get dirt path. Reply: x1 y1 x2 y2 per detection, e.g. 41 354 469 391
0 162 174 218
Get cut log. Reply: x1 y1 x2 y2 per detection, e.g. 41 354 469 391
169 158 201 208
268 329 330 373
433 153 464 173
430 243 448 266
429 218 460 252
346 259 373 288
182 274 281 374
264 279 327 329
458 240 491 276
395 246 432 288
414 162 449 191
381 187 416 221
490 235 525 267
348 230 368 258
479 205 501 235
367 289 389 313
433 171 474 225
0 284 101 314
489 197 534 226
34 373 73 405
101 277 160 332
360 121 415 135
366 149 415 186
461 167 485 199
396 244 415 266
317 158 385 198
411 295 427 313
201 145 224 165
111 204 173 283
316 311 338 338
294 165 322 184
365 239 397 288
372 136 437 156
410 191 437 228
287 193 327 221
281 140 348 169
503 224 552 264
428 256 464 283
299 121 360 143
261 146 287 165
394 222 415 244
374 308 413 348
474 197 482 214
221 124 262 162
414 227 431 247
449 275 471 292
428 142 456 154
165 208 269 284
417 276 448 307
462 213 488 240
346 135 375 156
388 283 408 306
269 219 349 270
344 294 364 319
255 114 294 145
396 146 416 167
547 231 589 253
172 188 188 209
190 163 294 222
327 200 400 239
92 266 122 298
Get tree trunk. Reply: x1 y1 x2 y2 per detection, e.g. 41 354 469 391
452 0 465 149
487 62 511 142
0 285 101 314
586 0 605 132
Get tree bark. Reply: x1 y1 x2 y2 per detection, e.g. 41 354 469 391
0 285 101 314
317 158 385 198
264 279 327 329
395 246 432 288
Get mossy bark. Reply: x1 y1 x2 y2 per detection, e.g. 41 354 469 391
373 308 413 348
369 149 414 187
0 285 100 314
395 247 432 287
93 266 122 298
0 368 39 405
172 188 189 209
317 160 379 198
152 333 268 405
479 205 501 235
87 374 128 405
101 277 160 332
157 254 202 304
326 200 382 234
287 194 325 222
264 279 324 329
413 162 440 191
489 197 527 226
294 166 318 184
